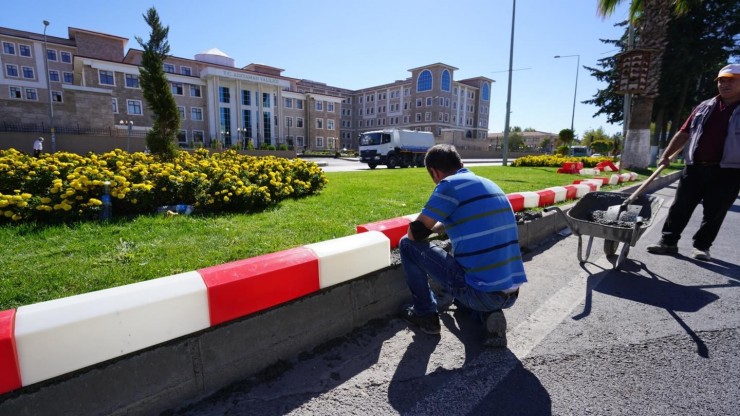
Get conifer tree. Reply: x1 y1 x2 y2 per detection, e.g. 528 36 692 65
135 7 179 159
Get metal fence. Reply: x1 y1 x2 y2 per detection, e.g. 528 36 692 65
0 122 148 137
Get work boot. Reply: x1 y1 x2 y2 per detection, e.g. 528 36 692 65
483 310 507 348
646 242 678 255
401 305 441 335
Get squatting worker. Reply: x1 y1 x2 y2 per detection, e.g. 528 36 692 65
647 63 740 261
399 144 527 347
33 137 44 158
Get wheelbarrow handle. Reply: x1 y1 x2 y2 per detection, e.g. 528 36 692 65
623 148 683 206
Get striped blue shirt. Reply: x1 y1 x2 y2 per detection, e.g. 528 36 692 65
421 168 527 292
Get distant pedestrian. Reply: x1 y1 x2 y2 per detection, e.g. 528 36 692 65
646 64 740 261
33 137 44 158
399 144 527 347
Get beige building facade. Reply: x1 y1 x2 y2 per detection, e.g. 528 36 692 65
1 25 494 153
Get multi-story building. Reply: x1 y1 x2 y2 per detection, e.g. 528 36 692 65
0 25 493 152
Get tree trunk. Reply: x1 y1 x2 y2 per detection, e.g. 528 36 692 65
621 95 654 169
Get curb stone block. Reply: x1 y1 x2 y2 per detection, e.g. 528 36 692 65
0 309 21 394
357 217 412 249
200 248 320 326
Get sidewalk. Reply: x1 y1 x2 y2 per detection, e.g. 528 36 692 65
170 178 740 414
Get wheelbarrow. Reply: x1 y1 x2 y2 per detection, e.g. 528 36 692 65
544 192 664 270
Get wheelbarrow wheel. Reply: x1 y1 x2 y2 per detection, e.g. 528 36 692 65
604 240 619 257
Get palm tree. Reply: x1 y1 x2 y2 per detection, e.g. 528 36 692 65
597 0 699 169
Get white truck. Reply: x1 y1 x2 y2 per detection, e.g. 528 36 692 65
358 129 435 169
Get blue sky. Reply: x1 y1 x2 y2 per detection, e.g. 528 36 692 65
4 0 631 136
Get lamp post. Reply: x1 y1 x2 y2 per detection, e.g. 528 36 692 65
43 20 55 153
501 0 516 166
119 120 133 152
553 54 580 133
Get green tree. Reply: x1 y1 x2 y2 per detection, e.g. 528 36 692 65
540 137 552 152
597 0 700 170
590 140 612 154
581 127 610 147
135 7 179 160
508 131 524 151
558 128 575 147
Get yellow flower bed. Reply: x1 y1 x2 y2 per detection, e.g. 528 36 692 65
0 148 327 223
511 154 611 168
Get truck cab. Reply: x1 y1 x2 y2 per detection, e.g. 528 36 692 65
359 129 434 169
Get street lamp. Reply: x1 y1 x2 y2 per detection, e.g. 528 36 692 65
43 20 55 153
501 0 517 166
554 54 580 133
119 120 133 152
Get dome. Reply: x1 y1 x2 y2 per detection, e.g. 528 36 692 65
194 48 235 67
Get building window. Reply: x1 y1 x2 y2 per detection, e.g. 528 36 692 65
243 110 252 137
327 137 336 149
189 84 201 97
191 107 203 121
416 98 422 107
316 119 323 129
60 51 72 63
178 106 186 120
441 69 451 92
22 66 34 79
445 98 450 107
127 99 143 115
125 74 140 88
416 113 421 122
220 108 232 146
99 70 114 85
426 97 432 106
177 130 188 146
180 66 192 76
417 69 432 92
48 70 60 82
262 93 270 108
327 102 335 112
163 63 175 73
327 119 335 130
482 82 490 101
284 97 293 108
262 111 271 142
5 64 18 77
9 86 22 99
193 130 204 145
61 72 73 84
285 116 293 127
425 112 431 121
316 101 323 111
219 86 230 103
171 83 184 95
52 91 63 103
294 99 301 109
47 49 57 61
25 88 38 100
112 98 118 114
316 137 324 148
296 117 304 128
2 42 15 55
242 90 251 106
296 136 305 148
19 45 31 57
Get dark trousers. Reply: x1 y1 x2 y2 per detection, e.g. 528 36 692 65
660 165 740 250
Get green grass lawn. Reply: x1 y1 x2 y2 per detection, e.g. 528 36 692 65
0 164 663 309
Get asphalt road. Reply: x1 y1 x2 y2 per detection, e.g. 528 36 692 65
169 182 740 416
315 158 505 172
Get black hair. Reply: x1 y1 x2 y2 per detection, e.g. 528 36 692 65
424 144 462 174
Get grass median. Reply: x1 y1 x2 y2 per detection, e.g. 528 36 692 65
0 164 662 309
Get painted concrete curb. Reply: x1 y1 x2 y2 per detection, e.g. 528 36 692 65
0 171 680 415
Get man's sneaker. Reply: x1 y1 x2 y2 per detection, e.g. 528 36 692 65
401 305 441 335
692 248 711 261
646 242 678 255
483 310 507 348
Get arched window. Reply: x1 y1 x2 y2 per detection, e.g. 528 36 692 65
417 70 432 92
441 70 451 92
482 82 490 101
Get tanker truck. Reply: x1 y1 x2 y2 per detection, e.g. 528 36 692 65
358 129 435 169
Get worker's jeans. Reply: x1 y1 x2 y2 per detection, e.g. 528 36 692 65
399 236 518 316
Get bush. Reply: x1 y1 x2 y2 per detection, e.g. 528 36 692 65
0 148 328 224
